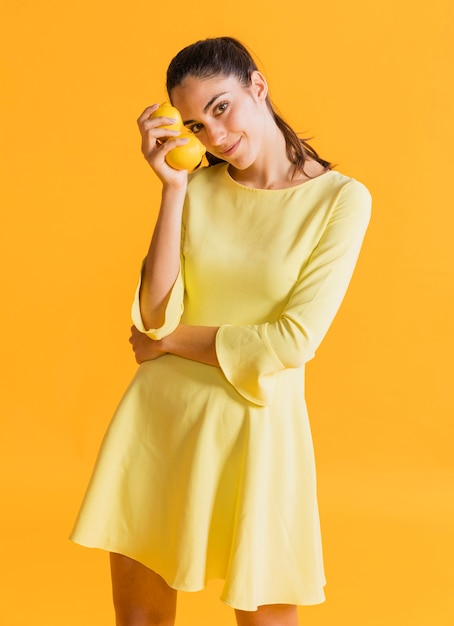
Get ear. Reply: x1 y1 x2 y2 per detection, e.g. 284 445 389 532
249 70 268 102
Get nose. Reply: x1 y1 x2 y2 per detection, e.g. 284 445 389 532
205 121 226 148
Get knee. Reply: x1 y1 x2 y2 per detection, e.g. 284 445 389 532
114 606 175 626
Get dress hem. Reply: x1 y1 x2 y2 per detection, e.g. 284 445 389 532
69 535 326 611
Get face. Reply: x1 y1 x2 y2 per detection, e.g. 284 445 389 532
170 72 269 170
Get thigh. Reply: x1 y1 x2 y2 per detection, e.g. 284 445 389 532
110 553 177 626
235 604 299 626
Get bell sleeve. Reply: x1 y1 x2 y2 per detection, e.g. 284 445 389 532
215 179 372 406
131 260 185 340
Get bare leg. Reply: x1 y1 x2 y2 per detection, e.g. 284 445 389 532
110 553 177 626
235 604 299 626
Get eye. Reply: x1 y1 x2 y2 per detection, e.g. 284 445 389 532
188 122 204 134
214 101 228 116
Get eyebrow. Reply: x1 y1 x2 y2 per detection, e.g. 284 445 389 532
183 92 229 125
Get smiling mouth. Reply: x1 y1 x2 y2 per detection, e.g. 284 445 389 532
222 139 241 156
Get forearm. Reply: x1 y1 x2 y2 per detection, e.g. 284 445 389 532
140 184 187 330
161 325 220 367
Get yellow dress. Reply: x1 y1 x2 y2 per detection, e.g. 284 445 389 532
70 164 371 610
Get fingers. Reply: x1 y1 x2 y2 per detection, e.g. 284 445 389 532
141 120 181 143
137 104 190 183
129 325 140 343
129 325 139 351
129 326 142 363
139 125 179 158
137 104 180 143
143 134 190 175
137 103 160 124
137 105 186 168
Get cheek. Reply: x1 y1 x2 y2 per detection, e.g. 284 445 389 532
228 106 257 136
242 100 266 133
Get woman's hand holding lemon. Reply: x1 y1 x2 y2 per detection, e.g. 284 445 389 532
137 103 206 185
137 103 187 187
148 101 184 134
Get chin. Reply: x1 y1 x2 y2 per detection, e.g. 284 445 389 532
225 151 256 171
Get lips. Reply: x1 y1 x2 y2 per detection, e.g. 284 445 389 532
221 138 241 157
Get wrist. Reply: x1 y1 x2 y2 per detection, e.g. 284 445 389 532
159 334 171 354
160 327 180 355
162 179 187 200
161 325 220 367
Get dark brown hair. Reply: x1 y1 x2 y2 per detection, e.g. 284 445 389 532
166 36 331 171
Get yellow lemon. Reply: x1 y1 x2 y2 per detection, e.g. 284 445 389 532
149 102 184 134
166 131 206 171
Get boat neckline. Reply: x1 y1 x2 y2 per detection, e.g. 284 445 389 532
223 163 338 192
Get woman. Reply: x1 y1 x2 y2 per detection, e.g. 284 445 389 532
71 37 371 626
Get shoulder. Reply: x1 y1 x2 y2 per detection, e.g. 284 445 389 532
187 162 226 190
341 175 372 216
323 171 372 214
184 164 229 221
324 173 372 241
301 158 327 181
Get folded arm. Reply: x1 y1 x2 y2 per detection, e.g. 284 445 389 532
129 324 219 367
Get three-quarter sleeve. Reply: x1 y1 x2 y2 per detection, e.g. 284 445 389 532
215 180 372 406
131 262 185 340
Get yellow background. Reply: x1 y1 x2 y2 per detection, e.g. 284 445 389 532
1 0 453 624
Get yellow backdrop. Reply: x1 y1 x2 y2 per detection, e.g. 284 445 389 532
1 0 453 624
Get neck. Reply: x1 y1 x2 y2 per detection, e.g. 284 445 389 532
228 117 306 190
